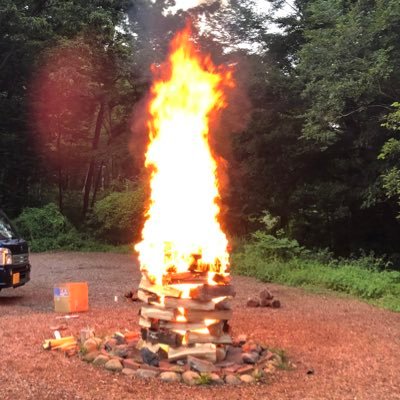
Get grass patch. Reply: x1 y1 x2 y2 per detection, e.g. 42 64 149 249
232 232 400 312
271 349 292 370
196 373 213 385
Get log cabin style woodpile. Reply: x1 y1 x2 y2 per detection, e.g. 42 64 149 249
137 270 235 362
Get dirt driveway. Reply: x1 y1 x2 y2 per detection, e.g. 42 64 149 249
0 252 399 400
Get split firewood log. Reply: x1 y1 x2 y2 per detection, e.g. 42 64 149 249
43 336 75 350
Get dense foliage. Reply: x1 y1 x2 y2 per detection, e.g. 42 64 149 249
1 0 400 265
87 187 145 244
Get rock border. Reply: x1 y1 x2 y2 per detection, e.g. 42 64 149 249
79 333 293 386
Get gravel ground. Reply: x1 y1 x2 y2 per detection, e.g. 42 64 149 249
0 252 399 400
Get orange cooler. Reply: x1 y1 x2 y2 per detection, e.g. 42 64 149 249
54 282 89 313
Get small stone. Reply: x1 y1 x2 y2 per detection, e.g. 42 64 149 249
126 348 143 363
225 374 241 385
104 359 123 372
158 360 181 372
260 298 272 307
160 371 181 383
93 355 109 366
225 346 243 364
216 347 227 362
133 369 159 379
240 374 255 383
242 352 260 364
271 299 281 308
188 356 216 373
104 338 117 352
182 371 200 385
83 338 98 353
122 359 140 370
83 351 100 363
113 344 129 358
210 373 224 385
122 368 136 376
113 333 126 345
140 347 159 366
259 289 273 301
246 297 260 307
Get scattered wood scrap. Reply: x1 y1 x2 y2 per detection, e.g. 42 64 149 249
43 335 77 356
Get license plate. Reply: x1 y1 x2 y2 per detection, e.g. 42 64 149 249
12 273 20 285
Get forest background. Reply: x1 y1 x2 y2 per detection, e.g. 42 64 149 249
1 0 400 310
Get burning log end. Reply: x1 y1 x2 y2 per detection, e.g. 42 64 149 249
190 284 236 302
213 274 231 285
137 289 159 304
215 298 232 310
207 321 224 337
141 328 183 347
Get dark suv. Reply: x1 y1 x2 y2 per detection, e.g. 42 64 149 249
0 210 31 290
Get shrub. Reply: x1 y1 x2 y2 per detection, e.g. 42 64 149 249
244 230 307 260
88 187 145 245
14 203 70 241
14 203 88 252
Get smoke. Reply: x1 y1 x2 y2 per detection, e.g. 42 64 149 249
171 0 227 12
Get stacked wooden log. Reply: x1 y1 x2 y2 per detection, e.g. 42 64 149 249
138 271 235 362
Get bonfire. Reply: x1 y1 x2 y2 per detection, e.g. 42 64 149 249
135 24 235 362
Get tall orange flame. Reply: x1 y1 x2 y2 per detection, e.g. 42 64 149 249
135 25 233 284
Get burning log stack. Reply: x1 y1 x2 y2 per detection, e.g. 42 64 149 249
131 23 238 372
137 270 235 362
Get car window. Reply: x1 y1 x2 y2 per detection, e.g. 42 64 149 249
0 212 18 240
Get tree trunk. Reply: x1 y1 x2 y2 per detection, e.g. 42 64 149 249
90 161 104 208
82 101 105 217
56 122 63 213
58 168 63 213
